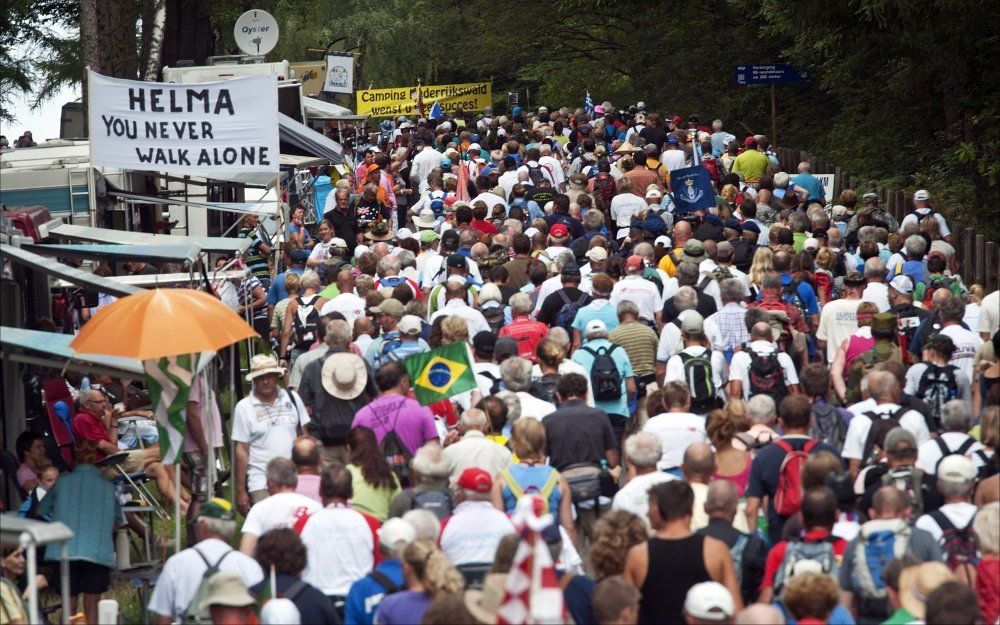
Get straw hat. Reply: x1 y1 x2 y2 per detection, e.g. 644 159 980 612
614 140 640 154
245 354 286 381
900 562 954 620
198 572 256 611
463 573 507 624
321 352 368 400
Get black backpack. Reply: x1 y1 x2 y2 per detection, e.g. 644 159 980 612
810 401 848 450
747 350 788 406
554 290 588 333
861 407 908 466
479 370 503 395
407 487 453 521
526 162 549 186
530 373 560 404
933 437 976 474
380 419 413 488
583 344 623 401
916 364 959 431
483 305 506 334
678 351 720 414
292 295 321 349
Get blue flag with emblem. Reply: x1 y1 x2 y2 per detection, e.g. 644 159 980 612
402 341 478 405
669 165 716 215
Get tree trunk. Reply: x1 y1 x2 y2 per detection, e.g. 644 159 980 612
140 0 167 80
162 0 215 68
79 0 100 135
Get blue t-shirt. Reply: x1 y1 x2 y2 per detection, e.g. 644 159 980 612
571 338 633 417
888 258 926 285
779 273 819 316
344 559 405 625
571 300 620 339
792 172 826 202
375 589 431 625
267 268 305 306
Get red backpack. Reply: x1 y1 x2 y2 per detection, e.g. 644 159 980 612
593 173 616 208
773 438 819 516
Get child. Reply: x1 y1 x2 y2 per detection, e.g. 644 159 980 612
18 466 59 519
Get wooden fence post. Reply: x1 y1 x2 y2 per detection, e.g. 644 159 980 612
975 235 987 286
962 228 975 280
985 242 998 292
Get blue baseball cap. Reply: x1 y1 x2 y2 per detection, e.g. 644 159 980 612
667 135 680 145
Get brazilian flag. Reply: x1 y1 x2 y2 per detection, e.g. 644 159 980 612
403 341 478 405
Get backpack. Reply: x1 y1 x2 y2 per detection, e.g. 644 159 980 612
929 510 980 581
369 569 403 597
183 548 235 624
593 172 615 208
501 466 561 519
407 487 453 521
428 191 446 217
479 370 503 395
916 364 959 431
380 423 414 488
747 350 789 407
530 373 560 404
860 407 908 467
851 526 911 603
729 534 750 586
773 538 838 594
678 351 720 414
880 466 926 518
782 279 810 318
810 401 848 450
933 437 976 474
554 290 588 334
482 304 506 334
583 344 623 402
526 163 550 186
375 332 403 368
920 276 956 309
773 438 818 517
711 265 734 283
292 295 320 349
845 343 900 405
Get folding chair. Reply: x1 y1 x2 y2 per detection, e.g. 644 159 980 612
40 380 76 469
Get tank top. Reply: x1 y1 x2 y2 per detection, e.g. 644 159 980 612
714 453 752 497
843 332 876 370
639 535 711 625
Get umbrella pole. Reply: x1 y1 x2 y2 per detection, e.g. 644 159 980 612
229 345 237 505
175 461 181 553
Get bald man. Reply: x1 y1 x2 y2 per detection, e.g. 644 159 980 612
735 603 786 625
697 481 767 605
682 443 715 531
839 486 943 621
659 221 692 276
292 436 322 502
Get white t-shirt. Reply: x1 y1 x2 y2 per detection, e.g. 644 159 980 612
612 471 677 519
147 538 263 619
900 209 951 237
611 275 664 322
309 239 332 263
241 491 321 537
643 412 708 471
903 362 971 403
660 150 688 172
979 290 999 337
231 390 310 492
841 403 931 461
515 392 557 421
439 500 516 566
816 298 860 363
471 191 508 214
429 300 491 338
610 193 647 227
939 324 983 383
915 501 978 542
320 292 366 322
664 346 728 408
916 432 986 475
539 155 566 188
299 504 379 596
861 282 891 312
727 341 800 400
656 311 724 362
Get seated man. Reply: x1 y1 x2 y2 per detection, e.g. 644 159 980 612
73 388 186 511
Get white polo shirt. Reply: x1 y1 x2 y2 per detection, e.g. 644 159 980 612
298 504 380 596
841 403 931 461
643 412 709 471
232 390 310 493
147 538 263 619
727 341 799 401
241 491 321 537
439 500 515 566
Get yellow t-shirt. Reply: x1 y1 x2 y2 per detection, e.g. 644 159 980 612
731 150 770 184
657 247 685 277
0 578 27 625
347 464 401 522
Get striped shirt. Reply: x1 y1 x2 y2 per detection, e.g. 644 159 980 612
238 226 270 281
238 275 268 321
609 320 659 377
707 303 749 351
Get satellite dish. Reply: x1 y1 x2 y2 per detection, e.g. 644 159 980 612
233 9 279 57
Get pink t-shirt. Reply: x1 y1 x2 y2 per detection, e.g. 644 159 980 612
17 463 37 490
351 394 438 455
844 329 876 370
295 474 322 503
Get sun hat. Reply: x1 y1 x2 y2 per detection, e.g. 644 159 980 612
900 562 954 619
679 239 707 265
245 354 286 381
196 498 235 521
681 313 705 336
330 237 348 250
889 275 914 295
938 454 976 483
585 319 607 336
396 227 414 241
378 517 417 550
419 230 440 243
321 352 368 400
199 572 256 611
913 189 930 201
464 574 508 625
586 247 608 262
684 581 734 622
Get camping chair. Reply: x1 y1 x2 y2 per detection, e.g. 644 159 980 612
40 380 76 469
97 452 168 521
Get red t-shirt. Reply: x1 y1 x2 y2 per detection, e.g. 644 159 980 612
470 219 498 236
761 529 847 592
72 410 111 463
498 316 550 363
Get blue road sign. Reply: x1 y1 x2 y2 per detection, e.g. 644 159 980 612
733 64 809 86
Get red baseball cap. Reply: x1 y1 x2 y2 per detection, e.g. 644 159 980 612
549 223 569 239
744 136 756 146
671 115 683 126
457 467 492 493
626 255 644 270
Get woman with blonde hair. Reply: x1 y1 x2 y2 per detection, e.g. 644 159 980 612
440 315 470 345
747 246 774 296
374 540 464 624
491 418 577 545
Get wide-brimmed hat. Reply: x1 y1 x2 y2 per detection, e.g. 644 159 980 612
199 572 256 611
321 352 368 400
245 354 286 381
464 573 507 624
413 208 438 229
365 228 394 242
679 239 707 265
901 562 954 619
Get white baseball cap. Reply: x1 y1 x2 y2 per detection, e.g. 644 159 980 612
654 235 672 247
889 275 914 295
913 189 930 201
683 582 734 622
803 237 820 252
397 315 423 336
354 244 370 259
584 319 607 336
586 247 608 262
524 227 541 238
378 517 416 550
938 455 976 483
396 227 414 241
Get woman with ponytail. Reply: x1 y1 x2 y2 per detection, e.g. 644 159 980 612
374 540 465 624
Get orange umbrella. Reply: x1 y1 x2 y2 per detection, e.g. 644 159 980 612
70 288 257 360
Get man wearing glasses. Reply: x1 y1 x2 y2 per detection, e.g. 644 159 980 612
73 388 185 511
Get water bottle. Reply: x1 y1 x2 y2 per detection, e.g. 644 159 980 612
80 376 91 392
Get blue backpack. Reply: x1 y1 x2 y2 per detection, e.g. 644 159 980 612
851 525 910 603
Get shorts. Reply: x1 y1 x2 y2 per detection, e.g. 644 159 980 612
99 450 144 480
50 561 111 596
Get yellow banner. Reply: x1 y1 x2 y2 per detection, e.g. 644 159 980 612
356 82 492 118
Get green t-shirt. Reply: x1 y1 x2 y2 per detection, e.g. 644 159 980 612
882 607 917 624
318 284 341 300
346 464 401 522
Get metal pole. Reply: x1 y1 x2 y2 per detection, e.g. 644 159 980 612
60 542 70 625
229 345 237 505
22 534 39 625
175 460 181 553
770 84 778 146
205 363 216 497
